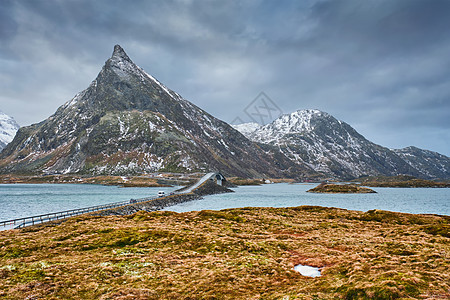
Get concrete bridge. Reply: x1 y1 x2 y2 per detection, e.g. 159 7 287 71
0 171 227 230
178 172 226 193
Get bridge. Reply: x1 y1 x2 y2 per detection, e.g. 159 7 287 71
0 172 226 230
177 172 225 193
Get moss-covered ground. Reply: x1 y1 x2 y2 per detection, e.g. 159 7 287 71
307 183 376 194
0 206 448 299
353 176 450 188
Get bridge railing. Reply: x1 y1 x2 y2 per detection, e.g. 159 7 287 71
0 195 157 230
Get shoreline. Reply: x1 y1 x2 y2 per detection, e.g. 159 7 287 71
0 174 179 188
2 174 449 188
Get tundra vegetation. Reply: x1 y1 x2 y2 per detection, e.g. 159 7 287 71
225 177 296 186
354 175 450 188
0 206 448 299
0 175 174 187
307 183 377 194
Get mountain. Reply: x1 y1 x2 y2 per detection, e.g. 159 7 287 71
236 109 449 179
0 111 19 151
0 45 314 178
393 146 450 180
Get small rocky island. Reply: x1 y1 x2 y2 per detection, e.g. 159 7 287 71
307 183 376 194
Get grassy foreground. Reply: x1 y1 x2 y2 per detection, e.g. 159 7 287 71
0 206 448 299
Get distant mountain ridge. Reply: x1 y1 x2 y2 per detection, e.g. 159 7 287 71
0 111 19 151
393 146 449 180
233 109 449 179
0 45 313 178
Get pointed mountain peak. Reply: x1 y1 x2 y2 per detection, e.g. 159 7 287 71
102 44 142 79
111 44 132 62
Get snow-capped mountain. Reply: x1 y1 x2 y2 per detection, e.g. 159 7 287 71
0 111 19 151
237 109 449 179
0 45 313 178
231 123 261 137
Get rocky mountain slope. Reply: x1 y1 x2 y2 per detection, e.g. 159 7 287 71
235 109 449 179
0 45 313 178
393 146 450 180
0 111 19 151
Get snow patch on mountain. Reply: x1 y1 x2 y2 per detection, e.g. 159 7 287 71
231 123 261 138
0 111 20 150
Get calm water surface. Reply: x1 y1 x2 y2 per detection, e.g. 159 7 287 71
0 183 448 222
0 184 177 221
165 183 450 215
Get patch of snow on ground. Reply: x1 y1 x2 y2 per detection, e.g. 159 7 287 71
148 121 157 132
294 264 321 277
118 117 127 136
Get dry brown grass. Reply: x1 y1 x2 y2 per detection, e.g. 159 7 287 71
0 175 169 187
308 183 376 194
227 177 264 185
354 176 450 188
0 206 448 299
227 177 296 186
268 178 296 184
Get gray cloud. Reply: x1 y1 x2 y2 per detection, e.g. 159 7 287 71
0 0 449 156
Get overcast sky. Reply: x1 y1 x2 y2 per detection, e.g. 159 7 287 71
1 0 449 156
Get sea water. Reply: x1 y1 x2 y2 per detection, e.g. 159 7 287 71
165 183 450 216
0 183 448 222
0 184 177 222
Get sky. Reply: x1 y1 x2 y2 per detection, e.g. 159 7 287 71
1 0 449 156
